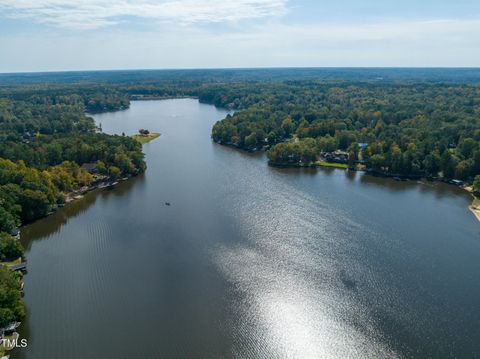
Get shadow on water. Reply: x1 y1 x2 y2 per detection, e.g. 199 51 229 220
266 159 469 200
20 175 144 249
359 172 471 199
268 163 341 177
15 175 144 357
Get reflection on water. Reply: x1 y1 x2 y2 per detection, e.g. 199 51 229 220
16 100 480 359
20 176 143 247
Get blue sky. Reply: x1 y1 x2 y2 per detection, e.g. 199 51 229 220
0 0 479 72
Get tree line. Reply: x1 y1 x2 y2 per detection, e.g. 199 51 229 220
208 82 480 183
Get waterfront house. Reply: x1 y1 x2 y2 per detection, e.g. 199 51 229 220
81 163 98 174
323 150 349 163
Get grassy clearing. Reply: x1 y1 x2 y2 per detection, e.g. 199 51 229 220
1 257 22 268
131 132 160 144
316 161 349 169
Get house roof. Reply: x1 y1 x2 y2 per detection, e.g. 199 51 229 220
81 163 97 172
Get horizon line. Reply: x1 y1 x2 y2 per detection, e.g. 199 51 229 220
2 66 480 76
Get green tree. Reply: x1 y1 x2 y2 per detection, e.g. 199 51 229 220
0 232 23 260
424 151 441 176
281 117 295 136
473 175 480 195
0 206 18 234
370 154 386 171
442 151 458 178
244 132 258 149
108 166 121 180
0 266 25 327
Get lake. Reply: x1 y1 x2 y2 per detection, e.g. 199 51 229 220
16 99 480 358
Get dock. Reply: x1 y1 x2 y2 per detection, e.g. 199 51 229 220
9 263 26 272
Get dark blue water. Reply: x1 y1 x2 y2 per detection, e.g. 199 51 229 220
17 99 480 358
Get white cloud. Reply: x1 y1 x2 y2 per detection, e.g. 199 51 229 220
1 18 479 71
0 0 287 29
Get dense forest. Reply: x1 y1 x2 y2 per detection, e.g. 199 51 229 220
0 85 146 328
1 68 480 329
207 82 480 181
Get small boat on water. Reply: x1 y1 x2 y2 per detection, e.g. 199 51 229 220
165 202 171 206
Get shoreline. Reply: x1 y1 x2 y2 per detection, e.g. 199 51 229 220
469 204 480 222
130 95 198 101
131 132 161 144
219 141 480 223
465 187 480 222
268 160 351 170
22 174 135 227
64 175 132 205
86 96 199 115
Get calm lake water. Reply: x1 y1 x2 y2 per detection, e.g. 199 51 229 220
16 99 480 358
